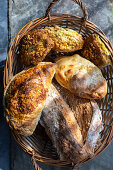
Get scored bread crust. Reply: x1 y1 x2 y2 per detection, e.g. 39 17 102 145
3 62 57 136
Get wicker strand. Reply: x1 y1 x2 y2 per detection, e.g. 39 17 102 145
73 164 78 170
72 0 88 20
31 150 42 170
45 0 60 20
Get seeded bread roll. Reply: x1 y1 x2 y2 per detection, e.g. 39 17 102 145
19 29 54 66
3 62 57 136
45 26 84 52
54 82 93 143
81 34 111 68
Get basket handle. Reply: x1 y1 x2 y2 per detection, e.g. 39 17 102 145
45 0 88 21
31 150 42 170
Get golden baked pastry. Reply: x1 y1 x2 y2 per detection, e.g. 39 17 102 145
3 62 57 136
19 29 54 66
81 34 111 68
55 54 107 99
45 26 84 52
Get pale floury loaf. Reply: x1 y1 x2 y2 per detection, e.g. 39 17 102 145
40 84 103 164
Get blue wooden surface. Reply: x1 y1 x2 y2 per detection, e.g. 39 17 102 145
0 0 113 170
0 1 10 170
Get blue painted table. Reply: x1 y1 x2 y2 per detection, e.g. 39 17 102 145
0 0 113 170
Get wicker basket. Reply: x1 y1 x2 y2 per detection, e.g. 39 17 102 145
3 0 113 169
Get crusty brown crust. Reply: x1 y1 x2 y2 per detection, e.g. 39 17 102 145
19 29 54 66
3 62 57 136
55 54 107 99
41 83 103 163
54 82 93 143
81 34 111 68
41 84 85 164
45 26 84 52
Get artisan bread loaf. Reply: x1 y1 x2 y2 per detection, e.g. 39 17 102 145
54 82 93 143
55 54 107 99
45 26 84 52
19 29 54 66
41 84 84 164
81 34 111 68
3 62 57 136
82 100 103 156
41 83 103 163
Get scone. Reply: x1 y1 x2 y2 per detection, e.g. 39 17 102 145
45 26 84 52
19 29 54 66
55 54 107 99
81 34 111 68
3 62 57 136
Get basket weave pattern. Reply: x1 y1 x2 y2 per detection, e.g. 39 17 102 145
3 0 113 169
